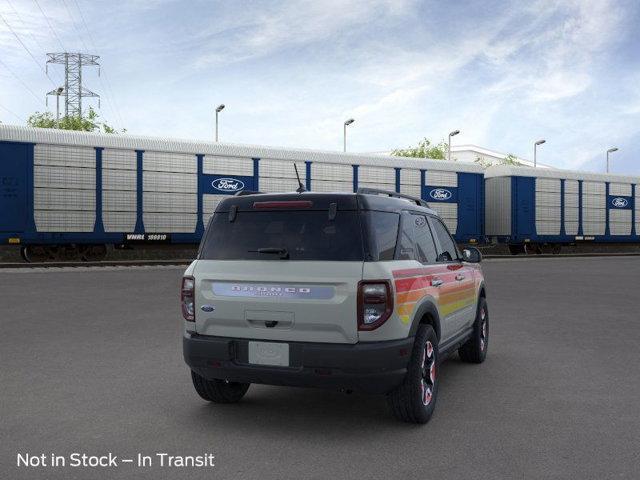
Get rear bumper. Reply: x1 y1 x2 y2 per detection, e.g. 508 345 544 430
183 332 413 394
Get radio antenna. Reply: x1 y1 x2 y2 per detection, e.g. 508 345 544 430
294 164 306 193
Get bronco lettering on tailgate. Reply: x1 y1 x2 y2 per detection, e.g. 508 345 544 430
212 282 335 299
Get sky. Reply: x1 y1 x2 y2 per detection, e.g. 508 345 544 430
1 0 639 174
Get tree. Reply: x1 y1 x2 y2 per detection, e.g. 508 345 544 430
27 107 124 133
391 138 449 160
503 153 522 166
474 153 523 168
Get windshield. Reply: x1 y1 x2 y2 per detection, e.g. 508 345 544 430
199 210 365 261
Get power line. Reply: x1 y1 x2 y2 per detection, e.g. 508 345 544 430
60 0 90 52
0 12 57 88
71 0 97 48
68 0 125 128
5 0 65 86
6 0 48 54
33 0 66 52
0 102 25 122
0 57 46 105
92 63 124 129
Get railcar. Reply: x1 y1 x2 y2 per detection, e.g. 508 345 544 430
0 125 485 261
485 165 640 254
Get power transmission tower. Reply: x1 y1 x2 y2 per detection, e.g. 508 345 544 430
46 53 100 118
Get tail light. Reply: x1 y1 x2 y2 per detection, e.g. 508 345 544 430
181 276 195 321
357 280 393 331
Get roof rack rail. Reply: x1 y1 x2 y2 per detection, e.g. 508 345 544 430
234 190 263 196
357 187 428 207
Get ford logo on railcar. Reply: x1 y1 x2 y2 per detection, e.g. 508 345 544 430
612 197 628 208
429 188 452 200
212 178 245 192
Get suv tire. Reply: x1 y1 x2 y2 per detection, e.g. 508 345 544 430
191 371 250 403
387 325 439 424
459 297 489 364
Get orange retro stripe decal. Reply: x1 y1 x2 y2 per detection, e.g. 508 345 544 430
392 265 472 325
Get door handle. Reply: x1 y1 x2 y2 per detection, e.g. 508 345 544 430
431 278 443 287
455 274 465 281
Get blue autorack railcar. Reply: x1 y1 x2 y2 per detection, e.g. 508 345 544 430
0 125 485 261
485 165 640 254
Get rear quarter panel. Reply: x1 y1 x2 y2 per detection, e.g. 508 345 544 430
360 260 443 342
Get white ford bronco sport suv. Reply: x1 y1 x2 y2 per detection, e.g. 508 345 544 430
182 188 488 423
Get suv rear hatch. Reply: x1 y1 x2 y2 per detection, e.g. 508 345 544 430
193 196 364 344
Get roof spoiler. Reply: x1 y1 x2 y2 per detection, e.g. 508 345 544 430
357 187 428 207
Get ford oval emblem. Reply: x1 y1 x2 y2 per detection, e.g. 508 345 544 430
612 197 628 208
414 216 427 227
211 178 245 192
429 188 452 201
200 305 215 312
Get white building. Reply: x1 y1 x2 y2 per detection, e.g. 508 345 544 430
370 145 554 169
450 144 553 169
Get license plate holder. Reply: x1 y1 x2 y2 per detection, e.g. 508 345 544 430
248 341 290 367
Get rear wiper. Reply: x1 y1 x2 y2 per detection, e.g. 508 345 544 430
248 247 290 259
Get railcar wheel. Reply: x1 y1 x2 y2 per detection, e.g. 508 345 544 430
508 244 523 255
524 243 542 255
59 245 80 261
22 245 49 263
79 244 107 262
541 243 554 254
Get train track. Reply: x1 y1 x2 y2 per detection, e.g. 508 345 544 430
0 259 192 269
1 252 640 268
483 252 640 259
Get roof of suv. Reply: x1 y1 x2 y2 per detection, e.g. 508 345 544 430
215 191 438 216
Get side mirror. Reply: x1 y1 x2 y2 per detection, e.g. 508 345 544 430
462 247 482 263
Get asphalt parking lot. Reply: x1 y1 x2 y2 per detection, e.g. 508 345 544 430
1 257 640 479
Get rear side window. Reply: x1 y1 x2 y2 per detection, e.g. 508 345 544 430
412 215 438 264
429 217 459 262
396 213 437 264
362 211 400 261
199 210 364 261
396 214 415 261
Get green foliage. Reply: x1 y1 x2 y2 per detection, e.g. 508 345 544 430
27 107 125 134
475 153 523 168
474 156 492 168
391 138 449 160
503 153 522 165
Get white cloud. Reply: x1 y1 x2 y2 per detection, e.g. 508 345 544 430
192 0 415 69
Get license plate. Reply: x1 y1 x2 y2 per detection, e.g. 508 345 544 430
248 341 289 367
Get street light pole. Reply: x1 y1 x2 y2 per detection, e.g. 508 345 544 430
55 87 63 127
606 147 618 173
215 104 225 142
534 139 546 167
448 130 460 161
343 118 355 152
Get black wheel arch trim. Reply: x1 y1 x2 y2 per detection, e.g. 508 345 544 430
408 296 442 341
478 280 487 298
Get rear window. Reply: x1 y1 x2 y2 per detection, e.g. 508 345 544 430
199 210 364 261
